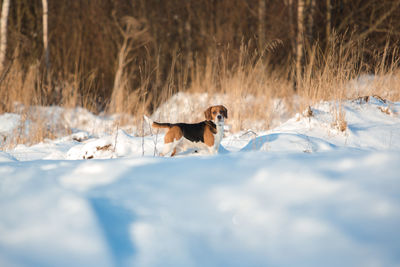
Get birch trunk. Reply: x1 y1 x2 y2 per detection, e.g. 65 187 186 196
0 0 10 74
42 0 50 71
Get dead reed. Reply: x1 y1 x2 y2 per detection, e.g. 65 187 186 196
0 35 399 148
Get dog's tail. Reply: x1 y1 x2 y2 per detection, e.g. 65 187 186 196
151 121 172 129
143 115 172 129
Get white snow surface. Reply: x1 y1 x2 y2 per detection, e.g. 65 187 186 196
1 95 400 267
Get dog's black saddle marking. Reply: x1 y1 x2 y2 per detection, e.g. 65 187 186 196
174 120 216 143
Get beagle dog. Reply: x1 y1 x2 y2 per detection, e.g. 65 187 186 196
150 105 228 156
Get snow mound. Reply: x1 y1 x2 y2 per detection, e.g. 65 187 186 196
66 130 161 160
62 107 119 135
1 92 400 266
222 96 400 153
3 95 400 160
0 151 17 162
0 113 21 134
150 92 223 123
150 92 291 131
0 150 399 266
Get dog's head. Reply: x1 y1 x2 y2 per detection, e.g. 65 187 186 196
204 105 228 125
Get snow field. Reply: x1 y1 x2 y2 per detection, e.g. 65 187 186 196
1 151 399 266
0 94 400 266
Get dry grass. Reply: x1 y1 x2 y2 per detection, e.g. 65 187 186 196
1 36 400 148
331 102 348 132
186 44 293 131
1 107 71 150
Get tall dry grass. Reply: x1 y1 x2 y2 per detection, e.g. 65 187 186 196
0 34 399 148
1 0 399 149
186 43 294 131
288 33 400 132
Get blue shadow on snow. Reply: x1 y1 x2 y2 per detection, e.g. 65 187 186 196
89 197 135 267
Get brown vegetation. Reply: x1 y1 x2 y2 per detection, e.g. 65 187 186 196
0 0 399 145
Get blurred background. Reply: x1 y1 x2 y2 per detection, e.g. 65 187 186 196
0 0 399 119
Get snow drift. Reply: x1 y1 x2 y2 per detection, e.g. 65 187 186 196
1 95 400 267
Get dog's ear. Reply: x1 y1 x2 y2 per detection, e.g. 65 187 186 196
221 105 228 119
204 107 212 120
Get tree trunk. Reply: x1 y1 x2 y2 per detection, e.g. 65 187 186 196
326 0 331 45
0 0 10 74
258 0 266 51
42 0 50 71
306 0 315 42
185 3 193 70
296 0 305 91
285 0 297 91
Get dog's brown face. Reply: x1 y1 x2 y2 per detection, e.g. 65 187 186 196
204 105 228 124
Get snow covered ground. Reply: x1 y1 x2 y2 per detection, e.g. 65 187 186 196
1 95 400 266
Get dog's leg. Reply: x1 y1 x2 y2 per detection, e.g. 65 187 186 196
170 137 185 156
162 137 184 157
161 126 184 157
170 148 177 157
162 141 176 157
208 146 218 155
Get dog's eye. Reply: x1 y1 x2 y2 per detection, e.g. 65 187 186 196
212 111 217 114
